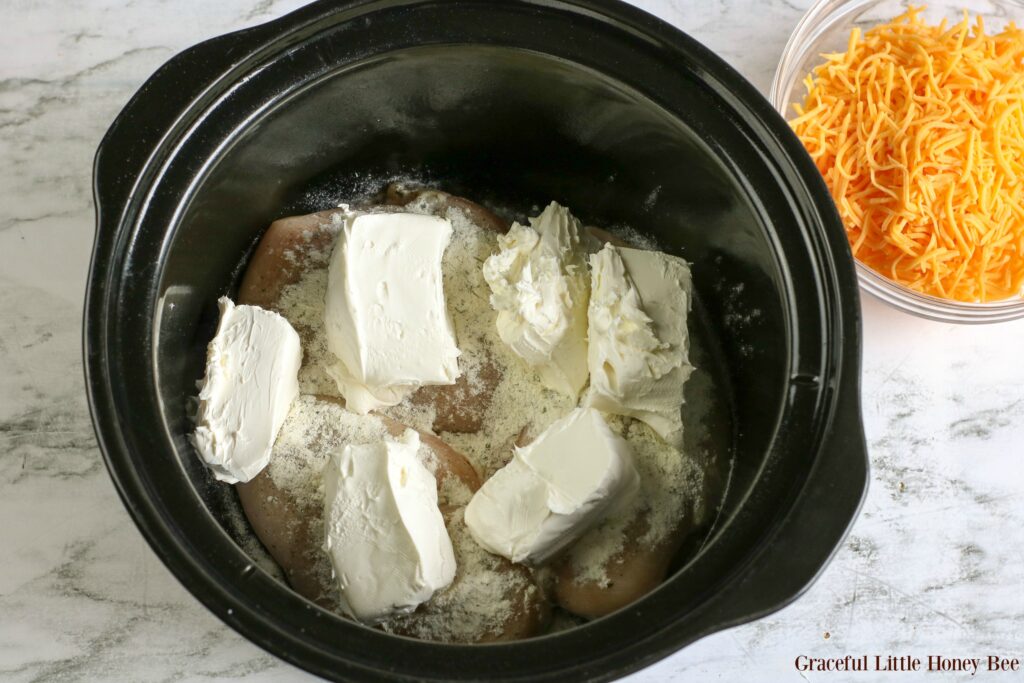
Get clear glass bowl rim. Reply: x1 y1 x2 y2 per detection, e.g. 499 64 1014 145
769 0 1024 323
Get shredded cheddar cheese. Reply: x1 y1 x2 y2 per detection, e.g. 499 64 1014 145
792 6 1024 302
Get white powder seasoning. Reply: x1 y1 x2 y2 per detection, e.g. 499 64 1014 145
272 212 343 398
398 194 577 476
277 269 338 396
257 190 713 640
265 395 475 607
273 199 575 467
267 395 390 502
562 414 707 587
626 418 707 545
380 509 540 643
262 197 571 641
262 395 396 601
269 396 475 513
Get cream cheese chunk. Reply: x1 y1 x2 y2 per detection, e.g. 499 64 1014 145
465 407 638 564
323 430 457 622
586 244 693 449
191 297 301 484
482 202 590 398
324 209 461 414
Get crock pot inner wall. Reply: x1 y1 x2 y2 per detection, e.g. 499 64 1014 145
157 45 788 611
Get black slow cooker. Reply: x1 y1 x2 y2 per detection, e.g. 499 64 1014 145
84 0 869 680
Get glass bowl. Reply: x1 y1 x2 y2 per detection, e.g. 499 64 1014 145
770 0 1024 323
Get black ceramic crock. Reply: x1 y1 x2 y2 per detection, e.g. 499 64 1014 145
84 0 869 680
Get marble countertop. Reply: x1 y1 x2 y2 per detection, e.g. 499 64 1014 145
2 0 1023 680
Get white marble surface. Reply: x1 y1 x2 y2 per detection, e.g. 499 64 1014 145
2 0 1023 681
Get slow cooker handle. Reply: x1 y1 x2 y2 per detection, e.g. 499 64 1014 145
92 13 300 229
704 378 868 628
95 38 227 229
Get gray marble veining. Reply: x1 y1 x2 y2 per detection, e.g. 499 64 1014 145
1 1 1022 681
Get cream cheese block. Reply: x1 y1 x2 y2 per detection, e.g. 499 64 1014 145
322 430 457 622
324 209 461 414
482 202 590 398
465 407 638 564
191 297 302 484
586 244 693 449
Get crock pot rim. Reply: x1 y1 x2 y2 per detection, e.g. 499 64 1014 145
85 1 868 680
